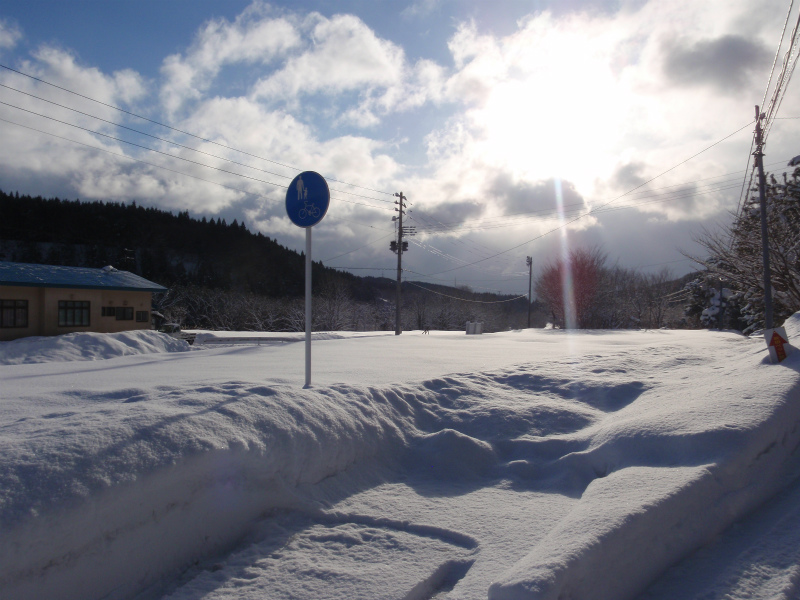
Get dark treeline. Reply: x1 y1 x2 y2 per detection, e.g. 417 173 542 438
0 189 375 299
0 190 534 331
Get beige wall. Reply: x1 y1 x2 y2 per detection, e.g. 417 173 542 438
0 286 153 341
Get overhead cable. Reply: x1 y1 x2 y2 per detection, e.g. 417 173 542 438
0 116 389 213
0 62 395 197
405 281 527 303
319 232 395 262
0 87 393 203
422 120 755 277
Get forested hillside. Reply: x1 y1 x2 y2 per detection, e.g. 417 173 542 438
0 189 369 298
0 190 534 331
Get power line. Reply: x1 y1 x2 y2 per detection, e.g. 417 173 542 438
739 0 799 214
325 216 394 232
405 281 527 303
762 3 800 142
431 186 740 231
0 99 293 187
631 257 698 269
412 181 744 236
325 266 396 270
411 159 794 237
0 107 397 214
0 116 274 200
761 0 795 110
319 232 394 262
401 269 526 295
0 81 393 203
422 120 755 277
0 62 396 197
0 115 392 215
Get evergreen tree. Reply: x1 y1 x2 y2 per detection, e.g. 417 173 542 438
691 166 800 333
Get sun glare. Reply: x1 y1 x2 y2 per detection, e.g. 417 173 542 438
473 21 626 192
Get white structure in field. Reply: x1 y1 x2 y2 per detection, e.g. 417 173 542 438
466 321 483 335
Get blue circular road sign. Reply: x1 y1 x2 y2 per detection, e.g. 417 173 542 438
285 171 330 228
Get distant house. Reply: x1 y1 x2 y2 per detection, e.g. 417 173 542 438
0 261 167 342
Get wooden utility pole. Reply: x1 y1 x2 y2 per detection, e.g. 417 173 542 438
394 192 407 335
526 256 533 328
754 105 774 330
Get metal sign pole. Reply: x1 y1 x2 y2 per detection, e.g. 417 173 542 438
285 170 329 388
305 227 312 387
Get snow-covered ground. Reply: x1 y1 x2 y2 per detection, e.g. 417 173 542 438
2 321 800 600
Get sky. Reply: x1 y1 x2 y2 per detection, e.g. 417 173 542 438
0 0 799 294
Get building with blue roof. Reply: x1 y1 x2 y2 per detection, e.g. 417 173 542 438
0 262 167 341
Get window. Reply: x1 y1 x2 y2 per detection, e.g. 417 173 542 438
1 299 28 328
102 306 116 317
135 310 149 323
115 307 134 321
58 300 90 327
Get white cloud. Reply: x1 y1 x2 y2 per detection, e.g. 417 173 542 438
23 47 147 112
252 13 404 100
160 4 300 115
415 0 788 231
0 18 22 51
0 47 149 196
251 12 450 127
1 0 795 282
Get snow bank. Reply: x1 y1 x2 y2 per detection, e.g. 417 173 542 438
192 330 395 345
3 326 800 600
488 351 800 599
0 330 190 365
0 382 413 600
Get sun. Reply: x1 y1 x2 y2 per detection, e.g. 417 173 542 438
469 15 628 193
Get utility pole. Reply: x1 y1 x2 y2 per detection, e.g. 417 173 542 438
392 192 409 335
754 105 774 330
526 256 533 328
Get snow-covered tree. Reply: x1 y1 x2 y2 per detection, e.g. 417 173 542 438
691 166 800 333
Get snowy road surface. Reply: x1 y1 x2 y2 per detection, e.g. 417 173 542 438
2 323 800 600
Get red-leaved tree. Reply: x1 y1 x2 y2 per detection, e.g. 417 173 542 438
535 247 606 328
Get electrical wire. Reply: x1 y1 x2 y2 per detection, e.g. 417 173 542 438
0 115 392 215
325 266 396 270
410 161 793 237
0 62 396 197
405 281 527 303
319 232 395 262
762 0 795 110
421 120 756 277
401 269 527 295
740 2 798 215
412 182 744 235
0 79 392 202
763 5 800 142
413 161 797 234
0 105 397 213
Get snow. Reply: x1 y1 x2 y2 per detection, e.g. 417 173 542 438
1 321 800 600
0 330 191 365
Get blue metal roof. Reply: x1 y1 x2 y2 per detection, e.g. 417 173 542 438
0 262 168 292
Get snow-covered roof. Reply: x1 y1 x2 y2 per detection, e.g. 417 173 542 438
0 261 167 292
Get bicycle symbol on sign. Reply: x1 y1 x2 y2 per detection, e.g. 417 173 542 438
299 201 321 220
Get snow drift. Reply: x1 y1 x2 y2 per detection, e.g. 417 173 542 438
0 330 190 365
2 324 800 600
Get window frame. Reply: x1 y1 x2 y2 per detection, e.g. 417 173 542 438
0 299 28 328
135 310 149 323
115 306 134 321
58 300 90 327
